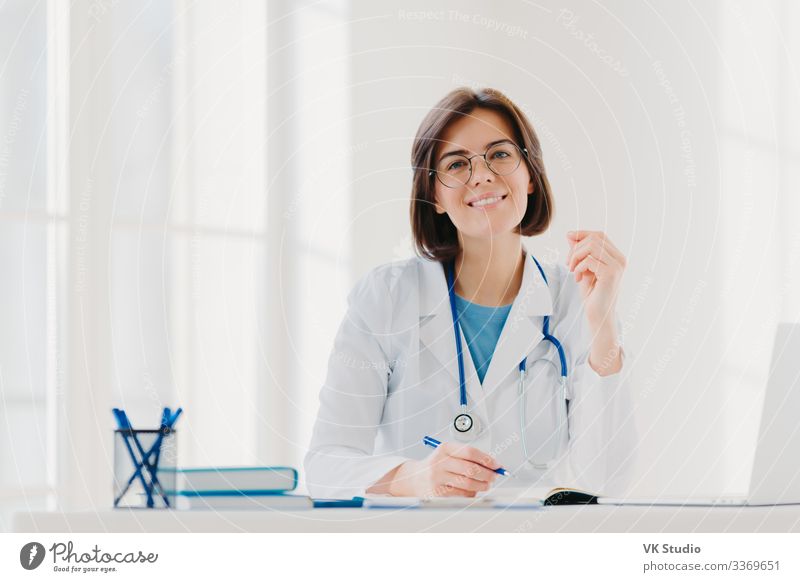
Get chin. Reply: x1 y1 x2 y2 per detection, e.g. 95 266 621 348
463 223 522 241
453 209 525 240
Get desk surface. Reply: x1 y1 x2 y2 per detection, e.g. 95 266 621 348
12 505 800 533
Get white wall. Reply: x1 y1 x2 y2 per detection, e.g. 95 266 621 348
346 0 800 495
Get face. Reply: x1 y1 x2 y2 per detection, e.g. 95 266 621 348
432 108 534 242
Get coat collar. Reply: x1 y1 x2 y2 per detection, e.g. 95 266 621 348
418 251 554 318
417 252 554 393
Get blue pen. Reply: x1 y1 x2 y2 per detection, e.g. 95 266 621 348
113 409 156 507
422 436 512 477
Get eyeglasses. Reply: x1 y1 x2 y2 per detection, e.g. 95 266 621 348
429 141 528 188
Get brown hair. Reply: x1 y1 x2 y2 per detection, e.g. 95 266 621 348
410 87 554 262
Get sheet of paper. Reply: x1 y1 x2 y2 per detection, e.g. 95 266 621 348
476 485 553 502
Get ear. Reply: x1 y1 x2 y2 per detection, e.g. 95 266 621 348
528 177 534 195
433 197 446 214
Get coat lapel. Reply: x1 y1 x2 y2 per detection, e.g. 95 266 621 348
478 255 554 391
416 258 486 415
418 258 458 384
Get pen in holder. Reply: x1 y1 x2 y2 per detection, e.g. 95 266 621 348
112 407 182 509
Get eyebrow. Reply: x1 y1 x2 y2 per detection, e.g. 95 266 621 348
439 139 514 159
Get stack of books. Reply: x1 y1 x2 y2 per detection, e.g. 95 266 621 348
160 466 312 510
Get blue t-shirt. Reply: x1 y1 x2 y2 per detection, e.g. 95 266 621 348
453 294 513 385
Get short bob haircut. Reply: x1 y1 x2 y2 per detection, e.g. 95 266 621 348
410 87 554 263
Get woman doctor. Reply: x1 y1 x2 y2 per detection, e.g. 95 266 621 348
304 87 636 500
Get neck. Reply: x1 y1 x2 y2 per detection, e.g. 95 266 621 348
452 233 525 307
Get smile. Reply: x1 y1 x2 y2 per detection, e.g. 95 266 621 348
468 194 507 209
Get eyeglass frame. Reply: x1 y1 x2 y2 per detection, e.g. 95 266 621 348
427 140 529 188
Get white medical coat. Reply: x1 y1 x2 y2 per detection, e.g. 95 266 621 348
304 252 637 499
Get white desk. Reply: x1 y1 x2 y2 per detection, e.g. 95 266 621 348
12 505 800 533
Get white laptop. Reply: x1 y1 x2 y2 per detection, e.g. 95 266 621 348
600 323 800 507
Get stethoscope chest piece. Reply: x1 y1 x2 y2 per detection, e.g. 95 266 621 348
451 411 481 441
454 412 473 433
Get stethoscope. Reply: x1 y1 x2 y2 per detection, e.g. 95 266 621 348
445 255 569 469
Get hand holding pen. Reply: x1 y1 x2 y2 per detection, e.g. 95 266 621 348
369 435 510 498
415 436 509 497
423 436 511 476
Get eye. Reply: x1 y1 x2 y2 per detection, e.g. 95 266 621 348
447 160 467 171
491 150 511 159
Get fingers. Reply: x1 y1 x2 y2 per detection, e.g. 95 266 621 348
442 456 498 486
573 258 599 288
567 237 625 275
573 254 608 280
567 236 611 270
428 463 493 496
567 230 599 243
441 442 500 471
575 269 594 286
568 240 612 273
443 471 492 493
424 443 501 497
566 229 589 247
566 231 627 269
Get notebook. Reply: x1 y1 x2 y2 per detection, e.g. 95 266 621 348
364 486 598 509
159 466 298 494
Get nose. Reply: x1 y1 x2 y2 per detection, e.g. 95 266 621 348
470 155 494 186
